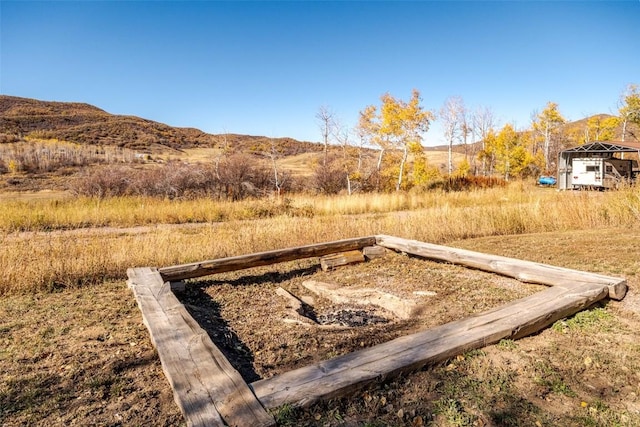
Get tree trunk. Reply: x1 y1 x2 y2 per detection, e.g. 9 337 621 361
377 148 385 171
448 140 453 175
397 145 408 191
543 122 551 170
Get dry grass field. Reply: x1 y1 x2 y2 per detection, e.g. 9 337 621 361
2 184 640 426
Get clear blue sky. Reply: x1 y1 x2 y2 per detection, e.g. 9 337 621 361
1 1 639 145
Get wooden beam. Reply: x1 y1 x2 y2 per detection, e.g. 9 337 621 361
159 236 377 282
362 245 387 260
250 281 609 410
375 235 627 300
127 267 274 427
320 250 365 271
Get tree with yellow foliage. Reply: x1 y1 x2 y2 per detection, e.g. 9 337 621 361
585 115 619 143
619 84 640 142
481 123 533 180
357 89 434 191
409 140 441 186
531 102 566 172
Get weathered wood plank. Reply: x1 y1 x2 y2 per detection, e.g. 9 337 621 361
251 281 609 410
362 245 387 260
127 267 274 427
320 250 365 271
159 236 377 281
375 235 628 300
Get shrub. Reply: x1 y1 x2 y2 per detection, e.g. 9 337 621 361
70 158 278 200
425 176 507 192
312 156 347 194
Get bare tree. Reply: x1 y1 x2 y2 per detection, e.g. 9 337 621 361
332 119 357 195
316 106 335 165
214 131 230 180
264 138 287 197
472 106 496 175
440 96 466 175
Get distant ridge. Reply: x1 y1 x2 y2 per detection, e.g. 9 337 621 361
2 95 636 156
426 113 637 153
0 95 321 155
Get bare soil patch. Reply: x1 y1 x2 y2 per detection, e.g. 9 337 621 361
0 282 183 426
178 253 541 382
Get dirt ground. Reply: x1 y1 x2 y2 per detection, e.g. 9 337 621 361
2 228 640 426
180 254 542 383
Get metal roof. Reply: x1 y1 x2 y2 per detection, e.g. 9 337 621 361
561 141 640 154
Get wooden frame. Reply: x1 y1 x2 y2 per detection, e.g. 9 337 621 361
127 235 627 427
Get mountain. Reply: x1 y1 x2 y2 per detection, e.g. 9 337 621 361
0 95 321 156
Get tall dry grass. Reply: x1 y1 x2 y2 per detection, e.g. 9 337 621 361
2 183 640 295
0 196 307 232
0 184 551 232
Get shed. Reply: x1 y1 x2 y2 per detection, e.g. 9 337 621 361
557 141 640 190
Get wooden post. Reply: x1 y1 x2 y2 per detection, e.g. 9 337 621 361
159 236 376 282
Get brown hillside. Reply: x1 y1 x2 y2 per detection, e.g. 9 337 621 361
0 95 322 155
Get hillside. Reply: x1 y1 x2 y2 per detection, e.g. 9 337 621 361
427 114 639 154
561 113 639 143
0 95 322 156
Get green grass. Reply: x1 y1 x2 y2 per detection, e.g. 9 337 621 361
497 339 518 350
434 398 477 426
552 307 613 333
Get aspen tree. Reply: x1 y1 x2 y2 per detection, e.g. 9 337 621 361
619 84 640 142
488 124 533 180
439 96 465 175
585 115 619 143
471 106 496 175
532 102 566 171
316 106 335 166
358 90 433 191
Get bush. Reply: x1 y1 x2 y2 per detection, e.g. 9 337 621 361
312 156 347 194
425 176 507 191
70 158 280 200
71 165 131 198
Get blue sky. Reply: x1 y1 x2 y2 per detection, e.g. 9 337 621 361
1 1 639 145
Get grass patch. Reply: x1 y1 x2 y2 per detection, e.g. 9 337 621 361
552 306 613 333
533 360 577 397
434 398 477 426
271 403 300 426
497 339 518 350
3 185 640 295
